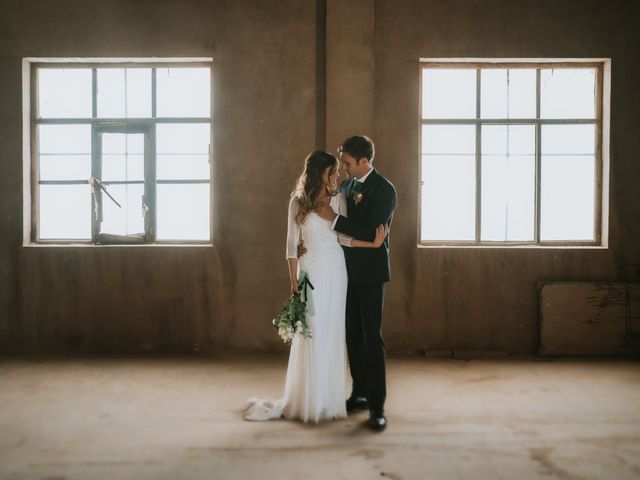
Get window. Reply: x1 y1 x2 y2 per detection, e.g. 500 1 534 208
29 60 212 244
419 60 608 246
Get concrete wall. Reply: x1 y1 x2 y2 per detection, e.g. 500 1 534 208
0 0 318 352
0 0 638 354
373 0 639 354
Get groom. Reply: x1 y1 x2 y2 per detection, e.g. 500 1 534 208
317 135 397 432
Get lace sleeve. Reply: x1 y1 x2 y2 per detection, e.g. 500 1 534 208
286 196 301 259
334 193 353 248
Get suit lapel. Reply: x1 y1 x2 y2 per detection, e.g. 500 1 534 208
343 179 355 217
361 168 378 191
357 169 377 208
346 169 378 218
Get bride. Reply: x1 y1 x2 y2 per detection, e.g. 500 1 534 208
244 150 387 423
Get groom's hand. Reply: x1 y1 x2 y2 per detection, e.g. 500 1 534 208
317 204 338 222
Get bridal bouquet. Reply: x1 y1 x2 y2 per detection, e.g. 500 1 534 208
272 271 314 344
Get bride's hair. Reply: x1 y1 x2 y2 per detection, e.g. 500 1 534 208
292 150 339 225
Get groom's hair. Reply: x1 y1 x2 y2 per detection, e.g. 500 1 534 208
338 135 375 164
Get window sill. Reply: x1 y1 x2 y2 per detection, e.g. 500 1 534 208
417 244 608 250
22 243 214 248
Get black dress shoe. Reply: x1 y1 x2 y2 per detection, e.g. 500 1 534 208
367 411 387 432
345 396 368 413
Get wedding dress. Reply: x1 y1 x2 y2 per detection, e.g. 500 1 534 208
243 193 351 423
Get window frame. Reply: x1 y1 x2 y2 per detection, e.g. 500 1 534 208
418 60 607 248
29 60 214 245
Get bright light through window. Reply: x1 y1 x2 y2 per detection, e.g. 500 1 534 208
33 63 212 243
420 63 602 245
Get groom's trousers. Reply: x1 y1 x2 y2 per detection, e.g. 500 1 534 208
345 279 386 413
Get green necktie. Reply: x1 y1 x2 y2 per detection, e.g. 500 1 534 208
349 180 362 197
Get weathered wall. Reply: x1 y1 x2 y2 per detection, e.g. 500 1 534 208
0 0 318 352
373 0 639 354
0 0 638 354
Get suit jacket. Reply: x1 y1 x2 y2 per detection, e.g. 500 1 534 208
335 168 397 284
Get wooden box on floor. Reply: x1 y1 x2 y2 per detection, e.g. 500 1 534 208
539 282 640 355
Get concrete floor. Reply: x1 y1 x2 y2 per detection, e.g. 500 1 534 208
0 354 639 480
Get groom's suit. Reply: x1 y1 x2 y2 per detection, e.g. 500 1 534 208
334 168 397 414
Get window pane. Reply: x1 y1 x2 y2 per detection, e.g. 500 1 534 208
157 155 210 181
482 125 535 155
39 184 91 239
102 132 144 154
156 67 211 117
40 155 91 181
422 69 476 119
422 125 475 155
156 184 210 241
39 125 91 154
542 124 595 155
99 184 145 236
421 155 475 241
541 68 596 119
481 69 536 119
101 133 144 182
38 68 92 118
541 155 595 241
97 69 124 118
156 124 210 154
97 68 151 118
421 125 476 241
481 155 535 241
102 155 144 182
481 125 535 241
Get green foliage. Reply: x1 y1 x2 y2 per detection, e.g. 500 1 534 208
272 281 313 344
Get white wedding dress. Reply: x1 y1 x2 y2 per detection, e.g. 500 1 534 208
243 193 351 423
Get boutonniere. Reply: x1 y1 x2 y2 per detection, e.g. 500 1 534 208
350 181 364 205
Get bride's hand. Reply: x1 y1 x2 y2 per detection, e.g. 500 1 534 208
291 283 300 295
373 224 389 248
297 240 307 258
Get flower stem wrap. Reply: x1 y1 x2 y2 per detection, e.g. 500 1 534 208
298 271 315 316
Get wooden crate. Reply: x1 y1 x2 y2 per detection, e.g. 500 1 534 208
539 282 640 355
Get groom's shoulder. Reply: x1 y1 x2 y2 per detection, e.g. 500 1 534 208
373 169 396 195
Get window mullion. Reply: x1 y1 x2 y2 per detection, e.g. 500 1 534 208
91 125 101 243
148 68 156 243
92 68 97 119
475 68 481 244
91 69 98 243
534 68 542 244
31 63 39 242
146 125 157 242
594 64 603 245
152 68 156 118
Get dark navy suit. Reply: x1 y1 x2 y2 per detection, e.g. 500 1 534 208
334 168 397 413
